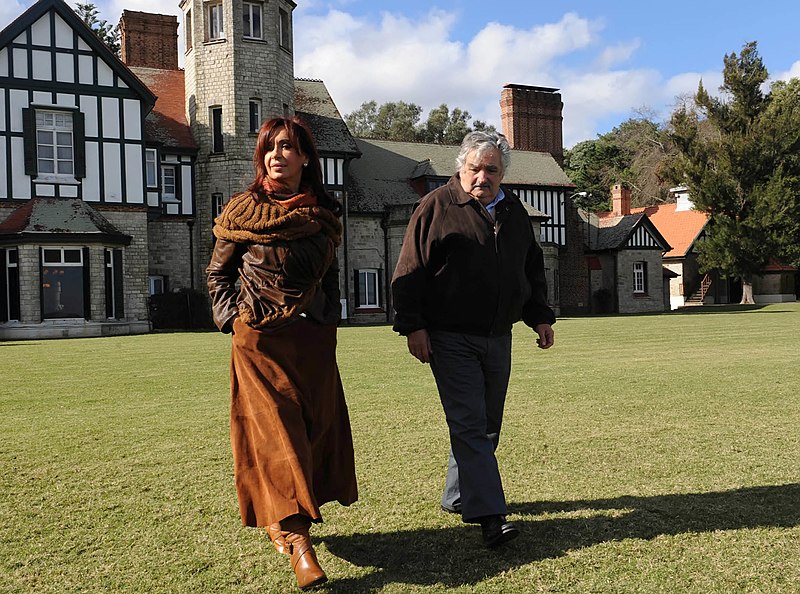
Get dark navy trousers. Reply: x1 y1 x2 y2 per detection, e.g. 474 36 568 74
429 330 512 522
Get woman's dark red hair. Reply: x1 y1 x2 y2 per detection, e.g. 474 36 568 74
248 116 341 215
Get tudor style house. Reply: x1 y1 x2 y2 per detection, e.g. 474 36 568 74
0 0 160 339
587 184 672 313
1 0 606 340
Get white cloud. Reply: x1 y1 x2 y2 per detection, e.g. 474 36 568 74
775 60 800 81
295 8 674 147
594 39 641 70
0 2 741 148
0 0 33 30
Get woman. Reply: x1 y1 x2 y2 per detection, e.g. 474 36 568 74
207 117 357 590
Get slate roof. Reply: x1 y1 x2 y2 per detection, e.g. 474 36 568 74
0 198 131 245
591 212 670 252
129 67 196 150
294 79 360 156
348 138 574 212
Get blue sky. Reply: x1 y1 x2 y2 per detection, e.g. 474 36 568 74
3 0 799 147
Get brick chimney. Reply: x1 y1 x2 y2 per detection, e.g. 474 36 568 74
500 84 564 163
611 183 632 216
119 11 179 70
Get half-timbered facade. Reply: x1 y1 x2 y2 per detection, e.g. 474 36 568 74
0 0 157 338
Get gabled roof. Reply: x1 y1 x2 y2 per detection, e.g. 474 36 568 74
130 67 196 150
0 0 155 109
0 198 131 245
294 78 360 156
630 202 708 259
348 137 574 212
592 212 671 252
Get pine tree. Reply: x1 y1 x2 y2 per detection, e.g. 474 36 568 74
74 2 120 57
669 41 800 303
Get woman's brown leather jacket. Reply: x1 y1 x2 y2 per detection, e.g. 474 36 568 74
206 193 342 333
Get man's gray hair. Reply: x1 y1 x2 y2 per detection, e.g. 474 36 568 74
455 131 511 173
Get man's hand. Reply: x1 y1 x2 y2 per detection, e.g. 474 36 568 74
407 329 433 363
534 323 554 349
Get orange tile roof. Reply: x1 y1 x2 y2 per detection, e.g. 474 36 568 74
129 67 196 149
597 202 708 258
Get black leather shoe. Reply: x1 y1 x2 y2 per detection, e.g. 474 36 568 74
440 504 461 515
480 515 519 548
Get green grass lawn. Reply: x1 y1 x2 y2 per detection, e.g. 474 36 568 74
2 303 799 593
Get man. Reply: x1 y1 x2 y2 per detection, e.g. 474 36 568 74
391 131 555 548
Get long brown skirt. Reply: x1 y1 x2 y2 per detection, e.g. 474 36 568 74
229 316 357 527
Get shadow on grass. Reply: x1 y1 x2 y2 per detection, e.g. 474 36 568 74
321 483 800 592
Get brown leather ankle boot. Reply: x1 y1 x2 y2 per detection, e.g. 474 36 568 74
280 516 327 590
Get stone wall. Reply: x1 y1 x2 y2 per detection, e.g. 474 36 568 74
616 249 665 314
100 207 150 322
148 217 196 292
345 213 388 324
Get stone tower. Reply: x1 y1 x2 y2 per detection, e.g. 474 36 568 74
180 0 297 287
500 84 564 164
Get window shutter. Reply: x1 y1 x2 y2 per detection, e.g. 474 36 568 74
105 250 113 319
353 270 360 307
22 108 37 176
113 249 124 318
0 249 7 323
377 269 383 308
73 111 86 178
83 247 91 319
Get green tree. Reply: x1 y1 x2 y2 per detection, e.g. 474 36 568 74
669 41 800 303
564 115 676 211
344 100 378 137
373 101 423 142
344 101 496 143
74 2 120 56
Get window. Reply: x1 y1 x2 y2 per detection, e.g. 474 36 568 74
185 9 193 50
356 269 380 308
1 248 21 322
211 106 224 153
426 179 447 193
36 110 73 176
633 261 647 294
212 193 228 217
41 247 86 319
162 165 177 201
249 99 262 133
206 2 224 40
145 148 157 187
149 275 166 295
282 103 290 118
279 7 291 50
105 249 124 319
22 108 85 180
243 2 262 39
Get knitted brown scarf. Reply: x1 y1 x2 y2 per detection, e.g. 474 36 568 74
213 183 342 246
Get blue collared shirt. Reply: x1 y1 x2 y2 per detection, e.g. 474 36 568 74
484 188 506 219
